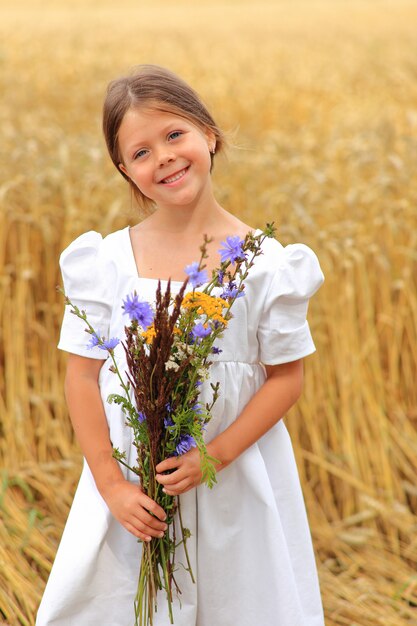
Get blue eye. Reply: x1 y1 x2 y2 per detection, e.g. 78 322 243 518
168 131 182 140
134 149 148 159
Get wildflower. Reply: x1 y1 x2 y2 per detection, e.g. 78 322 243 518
185 262 208 288
164 415 174 428
142 324 156 344
211 346 222 354
86 332 101 349
216 270 224 285
164 403 174 428
221 282 245 300
122 293 154 329
87 332 120 351
182 292 229 324
197 366 210 380
218 236 246 264
175 434 197 456
100 337 120 351
137 411 146 423
191 323 211 340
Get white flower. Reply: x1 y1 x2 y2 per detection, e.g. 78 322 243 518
166 359 180 371
197 367 209 380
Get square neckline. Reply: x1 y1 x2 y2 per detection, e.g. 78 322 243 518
124 225 263 285
125 226 193 285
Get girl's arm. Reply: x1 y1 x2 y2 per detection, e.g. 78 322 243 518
155 359 304 495
65 354 168 541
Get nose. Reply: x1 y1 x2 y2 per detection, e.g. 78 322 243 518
157 148 176 167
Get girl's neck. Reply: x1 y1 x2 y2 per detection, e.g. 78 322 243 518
142 190 226 236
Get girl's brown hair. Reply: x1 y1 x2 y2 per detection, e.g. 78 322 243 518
102 64 226 212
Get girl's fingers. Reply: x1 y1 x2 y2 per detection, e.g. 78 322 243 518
155 456 181 473
163 478 192 496
125 521 151 542
138 492 167 521
129 515 167 538
132 510 168 533
155 468 184 485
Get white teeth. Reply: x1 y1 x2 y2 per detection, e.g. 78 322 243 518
162 168 187 184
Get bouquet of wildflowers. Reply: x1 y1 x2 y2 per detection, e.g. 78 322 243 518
62 224 275 625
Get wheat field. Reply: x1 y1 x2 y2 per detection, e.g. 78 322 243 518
1 0 417 624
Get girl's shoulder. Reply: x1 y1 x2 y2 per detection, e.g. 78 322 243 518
255 232 324 300
59 227 130 289
59 227 128 264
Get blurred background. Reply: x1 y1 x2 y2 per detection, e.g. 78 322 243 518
1 0 417 624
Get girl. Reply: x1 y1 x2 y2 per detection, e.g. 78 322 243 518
37 65 325 626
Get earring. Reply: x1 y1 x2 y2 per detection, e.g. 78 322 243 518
211 146 216 155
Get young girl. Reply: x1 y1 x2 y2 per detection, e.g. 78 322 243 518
37 65 325 626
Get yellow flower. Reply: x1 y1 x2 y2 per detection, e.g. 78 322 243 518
142 324 156 344
182 292 230 325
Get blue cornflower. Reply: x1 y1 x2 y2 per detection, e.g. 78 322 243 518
164 403 174 428
175 434 197 456
122 293 154 329
86 332 101 350
100 337 120 351
191 323 212 340
218 236 246 265
185 262 208 288
220 282 245 300
164 415 174 428
137 411 146 423
88 332 120 352
216 270 225 285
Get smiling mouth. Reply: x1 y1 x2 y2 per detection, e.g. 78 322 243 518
160 166 189 184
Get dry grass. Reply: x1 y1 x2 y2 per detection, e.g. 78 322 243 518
1 0 417 624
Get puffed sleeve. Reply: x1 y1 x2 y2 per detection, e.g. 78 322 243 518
57 231 114 359
257 243 324 365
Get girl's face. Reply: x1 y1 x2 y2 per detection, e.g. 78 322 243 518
118 107 216 210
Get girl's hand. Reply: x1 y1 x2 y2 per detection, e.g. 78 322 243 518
102 479 168 542
155 448 202 496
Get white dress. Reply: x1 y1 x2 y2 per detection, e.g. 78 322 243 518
36 226 325 626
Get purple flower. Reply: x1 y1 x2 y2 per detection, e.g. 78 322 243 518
164 403 174 428
211 346 222 354
220 282 245 300
100 337 120 351
175 434 197 456
218 236 246 265
185 262 208 288
216 270 225 285
87 332 120 351
137 411 146 423
122 293 154 329
191 323 211 340
164 415 174 428
86 332 101 349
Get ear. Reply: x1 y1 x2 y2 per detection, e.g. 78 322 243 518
119 163 129 177
204 129 216 151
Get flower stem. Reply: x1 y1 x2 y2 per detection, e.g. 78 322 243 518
158 537 174 624
178 497 195 584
